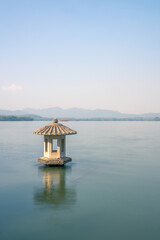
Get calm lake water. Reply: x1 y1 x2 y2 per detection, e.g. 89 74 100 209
0 121 160 240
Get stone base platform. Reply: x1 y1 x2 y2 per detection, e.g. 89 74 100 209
38 157 72 166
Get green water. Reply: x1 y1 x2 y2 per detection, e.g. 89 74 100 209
0 121 160 240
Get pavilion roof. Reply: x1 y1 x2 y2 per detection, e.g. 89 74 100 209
33 118 77 136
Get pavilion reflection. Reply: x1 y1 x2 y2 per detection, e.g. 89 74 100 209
34 166 76 209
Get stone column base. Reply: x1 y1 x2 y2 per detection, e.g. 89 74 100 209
38 156 72 166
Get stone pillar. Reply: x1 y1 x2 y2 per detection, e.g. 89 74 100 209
44 136 49 158
57 137 61 158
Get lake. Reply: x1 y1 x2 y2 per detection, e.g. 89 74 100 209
0 121 160 240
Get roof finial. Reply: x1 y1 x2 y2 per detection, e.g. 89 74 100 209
53 118 58 123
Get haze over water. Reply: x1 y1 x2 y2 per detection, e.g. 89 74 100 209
0 121 160 240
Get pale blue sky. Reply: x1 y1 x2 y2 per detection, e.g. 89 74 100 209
0 0 160 113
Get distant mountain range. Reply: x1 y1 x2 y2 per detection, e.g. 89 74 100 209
0 107 160 119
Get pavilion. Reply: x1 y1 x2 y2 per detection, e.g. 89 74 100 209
33 118 77 165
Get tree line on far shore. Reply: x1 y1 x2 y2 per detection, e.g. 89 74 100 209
0 116 34 121
0 115 160 121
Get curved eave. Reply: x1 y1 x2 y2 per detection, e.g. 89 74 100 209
33 131 77 136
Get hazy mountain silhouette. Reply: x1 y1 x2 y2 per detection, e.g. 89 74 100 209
0 107 160 119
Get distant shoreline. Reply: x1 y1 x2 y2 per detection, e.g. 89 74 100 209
0 115 160 122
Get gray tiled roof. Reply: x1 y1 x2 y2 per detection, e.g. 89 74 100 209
33 118 77 136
